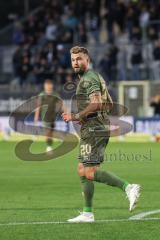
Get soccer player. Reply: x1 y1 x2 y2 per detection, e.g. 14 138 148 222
34 79 61 152
62 46 141 223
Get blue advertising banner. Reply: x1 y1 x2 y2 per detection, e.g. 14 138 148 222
134 117 160 135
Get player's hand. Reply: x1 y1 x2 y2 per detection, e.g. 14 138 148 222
62 113 74 122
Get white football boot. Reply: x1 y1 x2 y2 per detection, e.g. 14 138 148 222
125 184 141 211
67 212 95 223
46 146 53 152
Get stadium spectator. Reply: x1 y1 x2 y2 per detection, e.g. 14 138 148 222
98 53 111 82
60 26 74 44
149 3 160 33
139 5 150 29
126 6 136 40
131 40 143 80
150 95 160 116
45 19 59 42
18 56 32 86
98 44 118 82
77 23 87 44
89 15 100 43
132 26 142 41
63 10 79 31
33 57 54 84
148 27 159 41
152 40 160 80
117 39 128 81
57 44 71 69
114 0 127 33
23 15 37 39
12 21 24 45
105 0 116 42
12 45 23 78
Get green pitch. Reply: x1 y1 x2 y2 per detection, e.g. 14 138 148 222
0 141 160 240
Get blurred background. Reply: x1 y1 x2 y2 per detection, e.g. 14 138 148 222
0 0 160 142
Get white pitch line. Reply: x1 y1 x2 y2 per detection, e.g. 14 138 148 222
129 210 160 220
0 218 160 226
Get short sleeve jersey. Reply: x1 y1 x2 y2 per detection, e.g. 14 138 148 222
38 91 61 122
76 69 112 113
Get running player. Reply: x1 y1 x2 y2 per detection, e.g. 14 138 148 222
34 79 61 152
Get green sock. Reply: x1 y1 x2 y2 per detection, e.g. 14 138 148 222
80 176 94 212
46 138 53 147
94 170 129 191
123 182 129 191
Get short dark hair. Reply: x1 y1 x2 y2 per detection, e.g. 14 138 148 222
70 46 89 56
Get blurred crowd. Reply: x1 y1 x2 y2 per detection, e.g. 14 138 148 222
11 0 160 86
104 0 160 42
150 95 160 116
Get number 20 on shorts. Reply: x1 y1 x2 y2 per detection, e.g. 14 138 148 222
80 144 92 156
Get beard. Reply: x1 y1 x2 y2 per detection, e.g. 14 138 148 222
73 66 85 74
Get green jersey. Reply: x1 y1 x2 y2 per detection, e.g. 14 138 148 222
38 91 61 122
75 69 112 166
76 69 112 116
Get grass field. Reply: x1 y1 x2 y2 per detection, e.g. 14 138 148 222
0 141 160 240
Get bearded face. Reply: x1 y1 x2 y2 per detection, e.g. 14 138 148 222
71 52 89 74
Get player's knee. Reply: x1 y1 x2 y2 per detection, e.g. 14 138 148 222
77 164 85 176
85 171 94 181
85 166 98 180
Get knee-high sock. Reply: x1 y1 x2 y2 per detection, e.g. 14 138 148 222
46 138 53 146
94 170 129 191
80 176 94 212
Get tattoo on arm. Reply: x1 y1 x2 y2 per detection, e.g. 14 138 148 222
89 91 102 104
